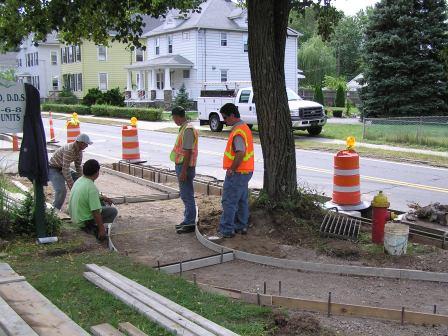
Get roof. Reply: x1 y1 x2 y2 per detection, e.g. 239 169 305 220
109 15 163 37
347 73 364 91
125 54 194 70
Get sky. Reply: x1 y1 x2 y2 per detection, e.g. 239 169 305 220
332 0 379 16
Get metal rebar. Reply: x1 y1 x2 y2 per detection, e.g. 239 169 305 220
257 292 260 306
327 292 332 317
401 307 405 325
179 260 183 276
157 260 160 271
263 282 266 294
193 273 197 285
433 305 437 314
278 281 282 296
220 248 224 263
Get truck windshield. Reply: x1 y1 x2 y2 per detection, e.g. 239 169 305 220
286 88 302 101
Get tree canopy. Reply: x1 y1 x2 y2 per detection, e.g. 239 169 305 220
361 0 448 117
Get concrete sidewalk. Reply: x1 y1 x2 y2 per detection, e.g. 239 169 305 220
42 112 448 158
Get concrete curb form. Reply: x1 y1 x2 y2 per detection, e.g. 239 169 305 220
159 252 235 274
195 227 448 283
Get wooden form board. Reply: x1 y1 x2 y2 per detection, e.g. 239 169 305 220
91 323 125 336
0 263 89 336
118 322 148 336
0 295 38 336
197 282 448 326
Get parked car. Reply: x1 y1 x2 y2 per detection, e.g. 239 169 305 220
198 87 326 135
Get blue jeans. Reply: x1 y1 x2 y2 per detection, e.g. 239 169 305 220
219 172 253 235
48 167 78 210
175 164 196 225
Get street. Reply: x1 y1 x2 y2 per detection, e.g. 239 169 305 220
45 118 448 212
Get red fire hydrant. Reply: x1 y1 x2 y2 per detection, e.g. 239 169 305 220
371 191 396 244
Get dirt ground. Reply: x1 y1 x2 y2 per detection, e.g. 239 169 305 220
197 195 448 273
8 172 448 335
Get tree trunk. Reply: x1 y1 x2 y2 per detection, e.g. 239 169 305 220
247 0 297 200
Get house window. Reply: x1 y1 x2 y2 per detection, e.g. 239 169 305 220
69 46 75 63
220 69 228 82
156 72 164 89
76 45 81 61
182 32 190 40
77 74 83 91
221 32 227 46
155 38 160 55
98 46 107 61
17 58 22 67
32 76 40 90
52 76 59 90
34 52 38 65
51 51 57 65
168 35 173 54
61 48 66 64
183 70 190 79
99 73 108 91
243 34 248 52
239 90 251 103
135 48 143 62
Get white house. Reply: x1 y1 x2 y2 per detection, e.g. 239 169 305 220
16 32 61 98
124 0 299 105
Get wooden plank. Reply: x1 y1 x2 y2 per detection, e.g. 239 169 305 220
0 281 90 335
91 323 125 336
0 295 38 336
83 272 196 336
118 322 148 336
97 265 239 336
0 276 25 285
0 263 18 278
85 265 215 336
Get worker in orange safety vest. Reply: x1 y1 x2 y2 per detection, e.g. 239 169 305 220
215 103 254 239
170 106 199 234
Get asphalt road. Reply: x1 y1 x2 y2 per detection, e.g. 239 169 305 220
45 118 448 212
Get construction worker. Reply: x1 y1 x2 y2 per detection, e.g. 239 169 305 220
217 103 254 239
48 133 92 210
68 159 117 240
170 106 199 234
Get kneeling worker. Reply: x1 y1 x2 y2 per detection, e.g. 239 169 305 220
68 159 117 240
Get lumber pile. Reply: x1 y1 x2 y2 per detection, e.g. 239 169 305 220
84 264 239 336
0 263 89 336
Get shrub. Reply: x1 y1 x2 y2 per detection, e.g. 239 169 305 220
91 105 162 121
56 87 79 105
173 84 193 110
82 88 103 106
101 88 125 106
313 85 324 105
335 84 346 108
41 103 91 115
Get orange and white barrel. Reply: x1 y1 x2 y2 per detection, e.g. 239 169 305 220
49 111 56 142
67 123 80 143
122 125 141 161
12 134 19 151
332 150 361 205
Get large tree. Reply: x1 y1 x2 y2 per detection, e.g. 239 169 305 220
361 0 448 117
0 0 331 201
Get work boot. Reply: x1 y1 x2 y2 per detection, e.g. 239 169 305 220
176 224 195 234
235 228 248 235
175 222 195 229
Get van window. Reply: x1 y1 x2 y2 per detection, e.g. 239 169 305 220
239 90 251 103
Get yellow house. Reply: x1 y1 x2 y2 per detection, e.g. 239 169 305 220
60 17 162 98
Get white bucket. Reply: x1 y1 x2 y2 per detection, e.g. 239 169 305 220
384 223 409 256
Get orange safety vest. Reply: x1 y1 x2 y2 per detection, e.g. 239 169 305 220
170 122 198 166
223 123 254 173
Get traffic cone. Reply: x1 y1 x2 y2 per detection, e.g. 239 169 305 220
12 134 19 151
48 111 58 143
67 112 80 143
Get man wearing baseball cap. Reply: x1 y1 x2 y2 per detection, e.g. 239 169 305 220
48 133 93 210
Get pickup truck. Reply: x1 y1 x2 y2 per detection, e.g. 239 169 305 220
198 87 326 135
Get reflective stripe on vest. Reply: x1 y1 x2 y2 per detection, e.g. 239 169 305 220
170 123 198 166
223 123 254 172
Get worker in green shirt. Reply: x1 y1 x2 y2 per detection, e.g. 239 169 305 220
68 159 117 240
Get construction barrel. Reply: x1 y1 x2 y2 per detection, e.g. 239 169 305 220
332 149 361 206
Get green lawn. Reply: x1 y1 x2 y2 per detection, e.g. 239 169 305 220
0 233 271 335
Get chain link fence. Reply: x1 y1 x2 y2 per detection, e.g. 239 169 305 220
362 116 448 149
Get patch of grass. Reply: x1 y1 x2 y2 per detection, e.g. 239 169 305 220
0 237 271 335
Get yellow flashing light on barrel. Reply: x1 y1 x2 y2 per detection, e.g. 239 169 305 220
130 117 138 127
67 112 80 127
346 136 356 151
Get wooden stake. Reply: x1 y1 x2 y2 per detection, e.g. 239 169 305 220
401 307 405 325
327 292 332 317
278 281 282 296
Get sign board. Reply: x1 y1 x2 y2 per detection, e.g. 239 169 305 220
0 79 26 133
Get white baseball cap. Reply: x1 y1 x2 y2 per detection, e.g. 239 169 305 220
76 133 93 145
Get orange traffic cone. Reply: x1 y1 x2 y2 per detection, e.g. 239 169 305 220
48 111 58 143
12 134 19 151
